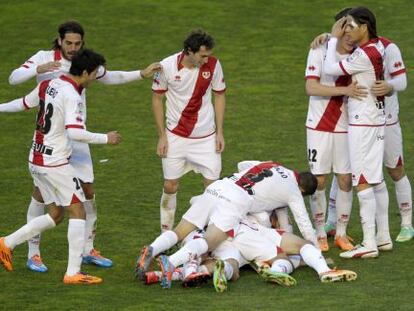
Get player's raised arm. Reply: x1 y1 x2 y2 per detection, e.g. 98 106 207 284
0 83 41 112
96 62 162 85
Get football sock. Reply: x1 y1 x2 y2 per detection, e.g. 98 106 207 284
270 259 294 274
288 255 302 269
83 198 97 255
299 244 330 275
335 189 352 237
276 208 293 232
66 219 86 276
310 189 327 237
327 176 338 226
169 238 208 268
374 181 391 243
160 190 177 232
5 214 55 249
357 187 377 249
183 254 201 278
224 260 234 280
395 175 412 227
27 197 45 258
150 230 178 257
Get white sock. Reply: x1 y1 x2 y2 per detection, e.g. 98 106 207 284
395 176 412 227
27 197 46 258
160 191 177 232
83 199 97 255
357 188 377 250
327 176 338 226
335 189 353 237
150 230 178 257
299 244 330 275
275 208 293 232
270 259 293 274
374 181 391 243
169 238 208 268
183 253 201 278
5 214 55 249
66 219 86 276
310 189 327 237
288 255 302 269
224 261 234 280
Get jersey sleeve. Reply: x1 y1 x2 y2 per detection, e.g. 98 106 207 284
9 51 44 85
95 65 107 80
212 60 226 93
152 62 168 93
305 47 323 80
23 84 41 109
339 47 370 75
237 160 262 172
288 196 318 245
385 43 406 77
64 97 86 130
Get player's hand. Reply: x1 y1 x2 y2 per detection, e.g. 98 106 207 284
157 134 168 157
36 61 61 74
141 62 162 79
310 33 330 49
107 131 122 145
215 132 225 153
346 81 368 100
331 16 347 38
371 80 393 97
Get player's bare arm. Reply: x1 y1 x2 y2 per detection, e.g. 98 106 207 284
310 33 330 49
36 61 61 74
214 92 225 153
306 79 367 100
152 92 168 157
140 62 162 79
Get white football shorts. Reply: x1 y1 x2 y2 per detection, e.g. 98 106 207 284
29 163 86 207
306 129 351 175
384 122 404 169
162 130 221 180
348 125 385 186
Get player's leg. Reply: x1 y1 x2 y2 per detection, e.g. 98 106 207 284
274 207 293 232
384 123 413 242
325 175 338 236
334 173 354 250
160 178 179 232
310 174 329 251
26 186 48 272
374 181 392 251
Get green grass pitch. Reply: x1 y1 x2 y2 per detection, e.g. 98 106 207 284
0 0 413 310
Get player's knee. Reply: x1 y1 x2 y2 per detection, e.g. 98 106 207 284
81 183 95 200
387 166 405 182
315 175 327 190
164 179 179 194
32 187 44 203
337 174 352 192
48 207 64 225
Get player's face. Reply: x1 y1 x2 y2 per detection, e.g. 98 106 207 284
339 33 355 53
344 17 366 44
59 33 83 60
188 45 212 67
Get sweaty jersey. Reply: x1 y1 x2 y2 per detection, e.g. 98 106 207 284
305 42 351 132
152 51 226 138
378 37 407 125
24 75 86 167
339 38 386 126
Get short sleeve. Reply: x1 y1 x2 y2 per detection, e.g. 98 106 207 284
152 63 168 93
64 96 86 129
385 43 406 77
212 60 226 93
305 47 323 79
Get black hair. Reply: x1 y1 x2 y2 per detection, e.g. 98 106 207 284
298 172 318 196
53 20 85 49
348 7 377 39
335 7 353 21
183 29 215 54
69 49 105 76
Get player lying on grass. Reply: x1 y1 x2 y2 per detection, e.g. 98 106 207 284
140 209 357 291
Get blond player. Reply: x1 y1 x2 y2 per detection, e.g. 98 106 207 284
152 29 226 232
7 20 160 271
324 7 389 258
0 49 121 284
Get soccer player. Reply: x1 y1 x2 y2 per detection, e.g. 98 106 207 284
323 7 388 258
304 8 368 252
152 29 226 232
0 49 121 284
136 161 318 288
7 20 160 271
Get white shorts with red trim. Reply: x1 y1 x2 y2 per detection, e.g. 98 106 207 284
162 130 221 180
70 141 94 183
306 129 351 175
232 221 283 263
348 125 385 186
384 122 404 169
29 163 86 207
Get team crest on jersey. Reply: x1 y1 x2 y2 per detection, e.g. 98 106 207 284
346 50 361 63
202 71 211 79
175 75 181 81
